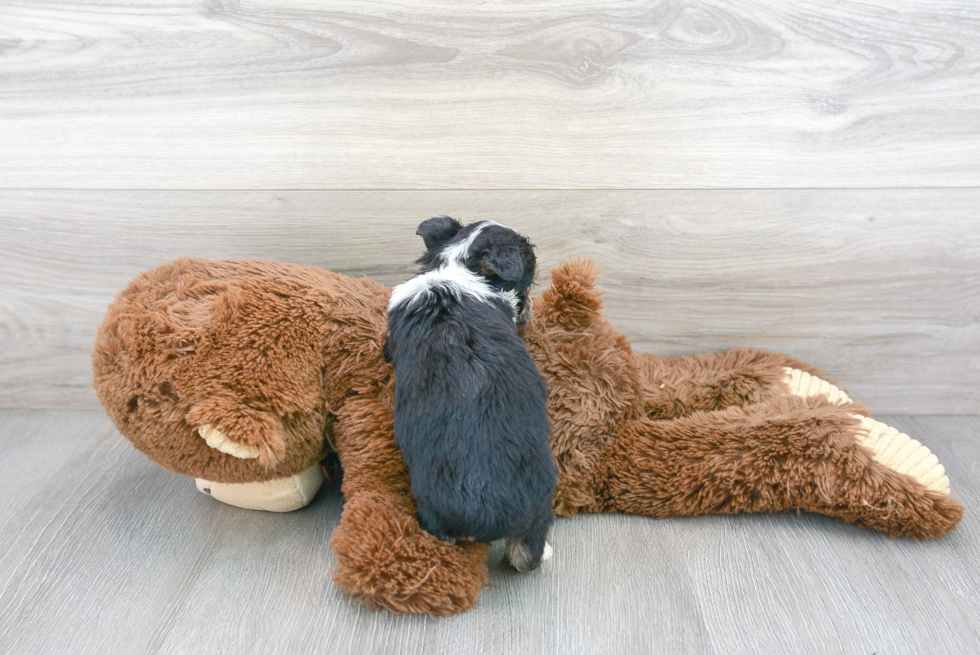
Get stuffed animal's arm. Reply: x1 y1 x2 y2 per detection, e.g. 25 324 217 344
595 399 963 539
329 395 489 615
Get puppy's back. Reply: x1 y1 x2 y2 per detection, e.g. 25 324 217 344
388 288 555 543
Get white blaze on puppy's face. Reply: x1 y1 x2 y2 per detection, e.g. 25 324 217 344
388 221 520 321
438 220 506 265
438 221 490 265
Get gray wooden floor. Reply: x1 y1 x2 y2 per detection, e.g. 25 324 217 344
0 410 977 654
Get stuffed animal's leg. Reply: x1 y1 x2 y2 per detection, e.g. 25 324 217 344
329 395 489 616
598 397 963 538
636 349 860 420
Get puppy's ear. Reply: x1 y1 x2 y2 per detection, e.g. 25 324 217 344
480 241 533 285
416 216 463 250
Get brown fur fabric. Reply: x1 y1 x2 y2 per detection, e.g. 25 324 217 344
93 257 965 615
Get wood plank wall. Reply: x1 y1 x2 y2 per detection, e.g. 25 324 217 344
1 1 978 412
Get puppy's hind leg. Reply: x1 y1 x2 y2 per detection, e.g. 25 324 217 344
416 504 454 543
506 510 554 573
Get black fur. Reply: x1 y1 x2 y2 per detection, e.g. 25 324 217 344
415 217 537 327
386 218 557 571
415 215 463 250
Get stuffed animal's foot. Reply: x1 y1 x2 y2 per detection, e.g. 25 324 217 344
603 403 963 539
781 367 960 531
331 494 489 616
783 367 851 405
194 464 323 512
851 415 949 495
829 413 962 538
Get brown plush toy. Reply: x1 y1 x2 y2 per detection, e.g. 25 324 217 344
92 257 964 616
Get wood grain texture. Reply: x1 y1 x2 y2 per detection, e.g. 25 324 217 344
1 1 978 189
675 416 980 654
2 189 978 412
0 410 977 654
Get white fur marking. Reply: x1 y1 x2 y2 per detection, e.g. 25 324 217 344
501 289 519 321
388 261 498 311
440 221 493 264
389 221 519 314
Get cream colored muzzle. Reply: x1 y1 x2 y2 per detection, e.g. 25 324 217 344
195 465 324 512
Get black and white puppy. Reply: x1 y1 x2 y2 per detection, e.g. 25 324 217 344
386 216 557 572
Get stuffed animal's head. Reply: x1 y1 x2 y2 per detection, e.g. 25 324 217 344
414 216 537 326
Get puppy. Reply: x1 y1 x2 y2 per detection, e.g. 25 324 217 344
386 216 557 572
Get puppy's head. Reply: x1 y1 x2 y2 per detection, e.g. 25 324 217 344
415 216 536 326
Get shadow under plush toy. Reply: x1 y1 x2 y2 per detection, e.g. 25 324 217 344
92 249 964 616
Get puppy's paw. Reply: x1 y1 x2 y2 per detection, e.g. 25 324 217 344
198 424 261 459
506 538 549 573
